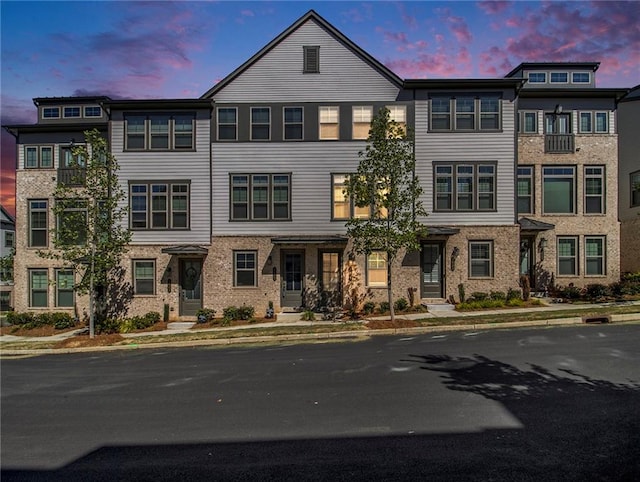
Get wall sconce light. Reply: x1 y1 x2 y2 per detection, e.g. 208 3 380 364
272 267 277 281
451 247 460 271
267 255 272 266
554 104 563 115
538 237 548 261
167 278 172 293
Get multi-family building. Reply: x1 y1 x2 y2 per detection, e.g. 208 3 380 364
3 10 633 319
1 204 15 311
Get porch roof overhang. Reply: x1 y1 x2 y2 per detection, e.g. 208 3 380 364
271 236 349 245
161 245 209 255
518 217 555 232
423 226 460 236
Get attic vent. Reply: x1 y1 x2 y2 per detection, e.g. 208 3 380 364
303 46 320 73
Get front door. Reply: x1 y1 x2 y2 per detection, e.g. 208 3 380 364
519 237 534 285
421 243 443 298
180 259 202 316
281 251 304 308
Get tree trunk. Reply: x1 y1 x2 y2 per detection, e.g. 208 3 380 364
387 253 395 322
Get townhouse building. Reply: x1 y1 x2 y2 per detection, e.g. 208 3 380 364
1 204 15 310
4 10 633 320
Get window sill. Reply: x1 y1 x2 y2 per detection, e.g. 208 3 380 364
133 294 157 298
233 286 259 290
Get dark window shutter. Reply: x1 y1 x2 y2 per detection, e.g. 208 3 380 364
304 46 319 73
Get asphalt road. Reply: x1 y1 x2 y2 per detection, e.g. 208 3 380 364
2 323 639 481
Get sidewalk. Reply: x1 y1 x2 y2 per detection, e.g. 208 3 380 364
1 301 639 354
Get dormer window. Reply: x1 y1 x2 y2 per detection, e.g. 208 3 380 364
550 72 568 84
84 106 102 117
572 72 591 84
528 72 546 83
42 107 60 119
303 46 320 73
63 107 81 118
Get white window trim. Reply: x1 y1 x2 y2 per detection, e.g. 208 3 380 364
527 72 547 84
366 251 388 287
557 236 578 276
571 72 591 84
217 107 238 141
233 250 258 287
319 106 340 140
584 236 606 276
42 107 61 119
63 106 82 118
469 240 494 279
549 72 569 84
83 105 102 117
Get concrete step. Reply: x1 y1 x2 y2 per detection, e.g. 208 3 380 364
276 312 303 322
424 302 456 312
167 322 196 330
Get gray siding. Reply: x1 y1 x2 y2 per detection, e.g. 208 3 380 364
213 20 400 103
414 99 517 225
111 119 211 245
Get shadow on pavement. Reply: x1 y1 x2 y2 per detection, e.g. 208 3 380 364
3 355 640 481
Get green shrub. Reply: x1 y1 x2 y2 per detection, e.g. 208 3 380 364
222 305 255 322
196 308 216 324
458 283 466 303
585 283 609 300
6 311 75 330
457 299 504 310
557 285 581 300
363 302 376 315
379 301 390 313
506 288 522 301
470 292 488 301
505 298 524 307
301 309 315 321
96 318 121 335
394 297 409 312
489 291 506 301
144 311 161 324
51 312 75 330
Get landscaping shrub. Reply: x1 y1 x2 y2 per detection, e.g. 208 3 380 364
196 308 216 324
506 288 522 301
301 309 315 321
489 291 506 301
470 292 488 301
362 301 376 315
394 297 409 312
379 301 390 313
222 305 255 322
51 312 75 330
505 298 524 307
96 318 121 335
6 311 75 330
557 284 581 300
458 283 466 303
457 299 504 310
585 283 609 301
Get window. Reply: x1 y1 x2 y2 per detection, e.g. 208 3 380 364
550 72 568 83
320 252 341 292
25 146 53 169
387 105 407 132
129 182 190 230
55 269 74 307
217 108 237 140
543 166 575 214
520 112 538 133
284 107 303 140
125 115 195 150
60 146 86 168
331 174 371 220
57 200 88 246
133 260 155 295
42 107 60 118
469 241 493 278
251 107 270 140
585 236 605 275
572 72 591 84
579 112 608 133
84 106 102 117
585 166 605 214
319 106 339 139
366 252 387 287
303 46 320 73
431 96 500 131
63 106 81 118
632 171 640 207
29 269 48 307
29 200 48 247
5 231 14 249
545 113 571 134
352 106 372 140
528 72 546 83
517 166 534 214
230 174 290 221
434 163 496 212
557 237 578 275
234 251 257 287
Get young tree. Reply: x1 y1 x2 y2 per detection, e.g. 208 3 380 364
345 107 428 322
39 129 131 337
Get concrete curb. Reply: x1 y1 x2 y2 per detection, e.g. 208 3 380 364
1 314 637 357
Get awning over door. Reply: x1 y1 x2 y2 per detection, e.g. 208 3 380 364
421 226 460 236
161 245 209 255
518 217 555 232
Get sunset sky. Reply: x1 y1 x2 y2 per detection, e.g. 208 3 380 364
2 0 639 216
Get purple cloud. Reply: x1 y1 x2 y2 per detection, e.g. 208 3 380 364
477 1 512 15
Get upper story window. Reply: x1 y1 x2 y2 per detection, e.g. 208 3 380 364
42 107 60 119
528 72 546 83
84 106 102 117
319 106 339 140
352 106 372 140
572 72 591 84
631 171 640 207
28 200 48 247
543 166 575 214
387 105 407 132
251 107 270 141
217 107 237 141
5 231 14 249
331 174 373 220
303 46 320 73
434 163 496 212
63 107 81 118
25 146 53 169
60 146 86 168
125 115 195 150
430 96 501 131
230 174 290 221
579 112 608 133
519 111 538 133
284 107 303 140
550 72 569 84
585 166 605 214
545 113 571 134
57 199 88 246
517 166 534 215
130 181 190 230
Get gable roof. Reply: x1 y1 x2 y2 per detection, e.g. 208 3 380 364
200 10 402 99
0 205 15 227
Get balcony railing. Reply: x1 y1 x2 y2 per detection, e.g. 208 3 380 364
57 168 86 186
545 134 575 153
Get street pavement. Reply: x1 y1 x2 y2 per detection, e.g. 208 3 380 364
1 323 639 481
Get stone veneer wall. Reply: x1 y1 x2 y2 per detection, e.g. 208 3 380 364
518 134 621 287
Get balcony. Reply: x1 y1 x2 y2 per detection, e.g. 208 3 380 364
57 167 86 186
545 134 575 154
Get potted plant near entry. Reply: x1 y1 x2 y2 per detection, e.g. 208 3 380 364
266 301 275 319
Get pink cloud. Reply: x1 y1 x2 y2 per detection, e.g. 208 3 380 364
447 15 473 44
340 4 374 23
477 1 512 15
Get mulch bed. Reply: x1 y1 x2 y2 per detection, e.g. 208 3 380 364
0 325 82 337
